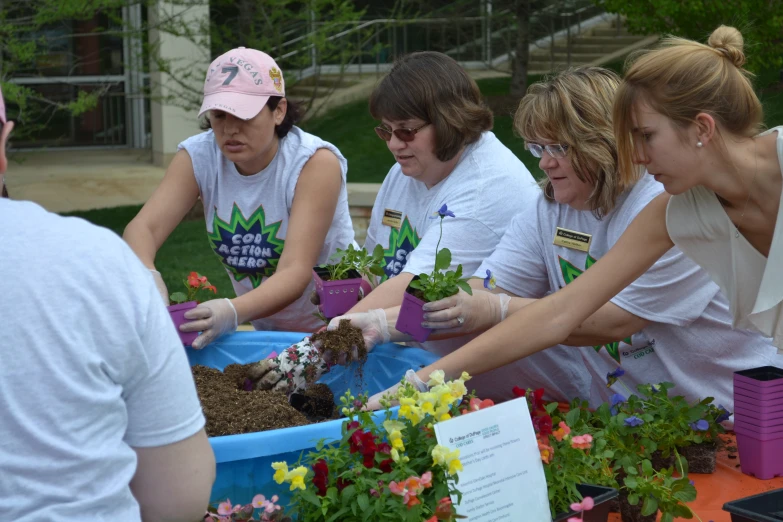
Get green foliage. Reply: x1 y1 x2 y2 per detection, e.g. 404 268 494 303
408 205 474 303
596 0 783 75
320 244 386 285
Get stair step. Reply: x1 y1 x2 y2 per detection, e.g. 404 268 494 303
529 52 606 62
590 28 635 38
572 35 647 45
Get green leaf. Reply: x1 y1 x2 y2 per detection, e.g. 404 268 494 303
357 493 370 512
435 248 451 272
299 487 322 507
326 506 352 522
661 513 674 522
641 496 658 516
628 493 640 506
169 291 187 303
340 484 356 503
623 476 638 489
456 280 472 295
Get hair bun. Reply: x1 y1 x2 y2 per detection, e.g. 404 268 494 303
708 25 746 67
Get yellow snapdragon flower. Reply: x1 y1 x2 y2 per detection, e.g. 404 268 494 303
432 445 463 476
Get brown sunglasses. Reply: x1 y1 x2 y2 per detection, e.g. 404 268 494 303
374 122 430 142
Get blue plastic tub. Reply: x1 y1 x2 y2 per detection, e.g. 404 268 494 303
186 331 439 506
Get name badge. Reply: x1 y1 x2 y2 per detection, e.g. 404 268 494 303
553 227 592 252
382 208 403 229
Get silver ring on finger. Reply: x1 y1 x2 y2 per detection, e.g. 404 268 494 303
456 316 465 326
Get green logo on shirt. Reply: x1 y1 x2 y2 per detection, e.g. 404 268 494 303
381 217 421 281
559 255 631 364
207 203 286 288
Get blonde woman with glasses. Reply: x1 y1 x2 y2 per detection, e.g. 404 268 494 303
345 65 779 410
365 26 783 403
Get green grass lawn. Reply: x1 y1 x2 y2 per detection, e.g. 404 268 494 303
67 68 783 293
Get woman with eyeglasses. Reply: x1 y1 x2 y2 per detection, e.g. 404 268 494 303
346 65 779 410
123 48 355 349
249 51 583 399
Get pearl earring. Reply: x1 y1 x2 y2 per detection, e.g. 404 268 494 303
696 141 703 148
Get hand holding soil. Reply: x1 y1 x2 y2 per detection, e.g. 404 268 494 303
311 318 370 365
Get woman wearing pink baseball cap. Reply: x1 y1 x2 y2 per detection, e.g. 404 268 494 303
124 47 356 349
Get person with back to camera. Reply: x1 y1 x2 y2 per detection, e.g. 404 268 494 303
366 25 783 392
0 86 216 520
124 47 355 349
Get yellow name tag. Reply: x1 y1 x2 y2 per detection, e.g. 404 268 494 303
382 208 403 229
553 227 592 252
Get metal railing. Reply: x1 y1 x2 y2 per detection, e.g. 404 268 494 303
268 0 606 80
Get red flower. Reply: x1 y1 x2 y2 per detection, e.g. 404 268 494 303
205 284 217 294
533 413 553 437
377 442 392 455
336 477 351 492
512 386 527 398
312 459 329 496
379 459 393 473
187 272 202 288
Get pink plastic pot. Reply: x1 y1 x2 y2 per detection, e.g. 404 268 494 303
734 428 783 479
734 411 783 428
733 420 783 436
168 301 198 346
395 280 431 343
312 267 362 319
733 390 783 408
734 397 783 416
734 366 783 388
735 384 783 401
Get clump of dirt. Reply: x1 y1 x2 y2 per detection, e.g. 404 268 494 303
311 319 367 364
192 364 310 437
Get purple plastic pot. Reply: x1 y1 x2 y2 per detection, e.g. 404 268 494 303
168 301 199 346
735 385 783 401
734 411 783 428
734 428 783 479
395 278 432 343
312 267 362 319
733 390 783 408
733 420 783 436
734 397 783 416
734 366 783 388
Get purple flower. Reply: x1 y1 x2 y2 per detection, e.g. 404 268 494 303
689 419 709 431
650 384 661 393
606 367 625 388
610 393 626 416
433 203 455 219
716 405 731 423
483 269 497 290
624 415 644 427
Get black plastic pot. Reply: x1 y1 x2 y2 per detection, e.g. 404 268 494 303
552 484 619 522
723 488 783 521
289 392 335 421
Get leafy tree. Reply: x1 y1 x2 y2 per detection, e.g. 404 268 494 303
595 0 783 80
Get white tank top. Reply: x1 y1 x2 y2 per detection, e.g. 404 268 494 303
666 126 783 349
179 126 356 332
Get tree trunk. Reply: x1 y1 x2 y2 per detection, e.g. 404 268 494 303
509 0 531 98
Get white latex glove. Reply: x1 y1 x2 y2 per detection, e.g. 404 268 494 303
421 289 511 332
365 369 428 411
180 298 238 350
150 269 170 306
317 309 391 365
247 338 328 394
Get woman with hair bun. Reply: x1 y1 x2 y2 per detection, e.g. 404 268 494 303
391 25 783 387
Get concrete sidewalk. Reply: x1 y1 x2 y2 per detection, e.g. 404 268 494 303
4 148 165 213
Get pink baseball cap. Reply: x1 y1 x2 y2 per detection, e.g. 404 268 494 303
199 47 285 120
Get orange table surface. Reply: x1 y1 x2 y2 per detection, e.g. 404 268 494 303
606 434 783 522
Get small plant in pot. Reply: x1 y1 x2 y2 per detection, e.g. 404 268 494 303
313 244 386 320
677 402 730 474
168 271 217 347
396 204 472 342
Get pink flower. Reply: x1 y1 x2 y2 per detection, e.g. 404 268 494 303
567 496 595 521
553 421 571 442
216 499 241 515
570 434 593 450
462 397 495 414
287 348 299 362
419 471 433 488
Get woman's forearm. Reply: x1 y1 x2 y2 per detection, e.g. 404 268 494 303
232 264 312 324
123 220 161 269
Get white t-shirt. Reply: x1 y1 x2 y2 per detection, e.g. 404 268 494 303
477 174 780 410
667 126 783 349
0 200 205 522
180 126 356 332
365 131 569 402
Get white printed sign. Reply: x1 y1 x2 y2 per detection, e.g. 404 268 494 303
434 397 551 521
